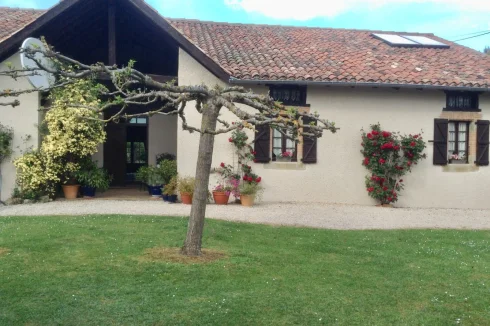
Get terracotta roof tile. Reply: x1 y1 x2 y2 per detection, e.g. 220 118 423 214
168 18 490 88
0 7 45 42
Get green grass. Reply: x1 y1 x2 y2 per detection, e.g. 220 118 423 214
1 215 489 325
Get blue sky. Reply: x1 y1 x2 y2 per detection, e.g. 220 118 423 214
3 0 490 52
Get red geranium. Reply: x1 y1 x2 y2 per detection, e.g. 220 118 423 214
367 133 374 139
364 157 369 165
410 141 416 147
243 175 248 181
372 130 379 136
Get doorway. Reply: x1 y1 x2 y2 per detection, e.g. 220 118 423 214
104 117 148 186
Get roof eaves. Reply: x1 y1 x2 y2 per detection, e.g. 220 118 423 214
229 77 490 92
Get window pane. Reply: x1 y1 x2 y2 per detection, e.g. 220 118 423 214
448 122 455 132
126 142 132 163
130 118 137 124
273 148 282 156
273 138 282 147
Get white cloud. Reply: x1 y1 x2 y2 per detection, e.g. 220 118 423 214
0 0 39 8
224 0 490 20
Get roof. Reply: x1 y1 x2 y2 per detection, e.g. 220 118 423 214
0 7 45 42
167 18 490 89
1 3 490 90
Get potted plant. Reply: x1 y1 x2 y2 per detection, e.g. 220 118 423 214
61 163 80 200
276 151 294 162
136 166 150 192
163 176 178 203
239 181 263 207
212 163 233 205
76 161 112 198
178 176 195 205
147 166 164 197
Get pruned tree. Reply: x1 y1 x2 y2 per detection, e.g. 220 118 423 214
1 43 337 256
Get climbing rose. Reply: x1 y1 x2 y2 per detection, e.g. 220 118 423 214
243 175 248 181
410 141 416 147
372 130 379 136
394 145 400 150
220 162 225 168
367 187 374 192
247 176 253 182
414 135 419 139
407 161 412 166
367 133 373 139
228 138 233 142
379 158 386 164
364 157 369 165
256 177 262 183
382 131 391 138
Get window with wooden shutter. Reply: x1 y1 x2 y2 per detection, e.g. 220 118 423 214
433 118 448 165
253 124 271 163
476 120 490 166
302 116 318 164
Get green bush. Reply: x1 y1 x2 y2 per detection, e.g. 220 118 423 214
177 176 195 194
0 123 13 164
75 160 112 192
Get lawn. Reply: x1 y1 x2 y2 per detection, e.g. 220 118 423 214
0 215 489 325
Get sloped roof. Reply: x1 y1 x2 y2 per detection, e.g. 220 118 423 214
0 7 45 42
167 18 490 88
2 4 490 89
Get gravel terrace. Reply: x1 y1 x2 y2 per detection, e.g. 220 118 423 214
1 200 490 230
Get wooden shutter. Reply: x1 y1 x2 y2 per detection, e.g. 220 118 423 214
254 124 271 163
433 119 448 165
302 116 317 164
476 120 490 166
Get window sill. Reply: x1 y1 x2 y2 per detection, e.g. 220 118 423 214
442 164 479 173
263 162 306 170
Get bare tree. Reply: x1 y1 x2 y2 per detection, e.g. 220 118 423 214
1 44 337 256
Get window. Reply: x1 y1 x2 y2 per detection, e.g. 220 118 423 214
448 121 469 163
270 85 307 106
445 92 479 111
126 142 147 164
272 128 297 161
129 117 148 125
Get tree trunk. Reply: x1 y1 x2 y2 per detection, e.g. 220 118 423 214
182 103 219 256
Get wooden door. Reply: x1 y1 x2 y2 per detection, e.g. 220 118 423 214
104 123 127 186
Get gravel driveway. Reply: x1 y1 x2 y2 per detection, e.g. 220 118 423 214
1 199 490 230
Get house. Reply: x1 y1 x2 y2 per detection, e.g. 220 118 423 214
1 0 490 209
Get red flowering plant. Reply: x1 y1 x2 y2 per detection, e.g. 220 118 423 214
212 162 239 195
227 124 264 199
361 123 426 205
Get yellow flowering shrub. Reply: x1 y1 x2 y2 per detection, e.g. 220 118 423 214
14 78 107 197
42 79 106 158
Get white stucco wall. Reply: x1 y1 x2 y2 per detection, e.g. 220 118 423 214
0 53 40 201
178 48 490 209
148 114 178 165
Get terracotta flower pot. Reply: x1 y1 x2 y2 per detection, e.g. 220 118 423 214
180 192 193 205
240 194 255 207
213 191 230 205
62 184 80 200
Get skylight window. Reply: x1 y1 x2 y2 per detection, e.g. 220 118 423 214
372 33 450 49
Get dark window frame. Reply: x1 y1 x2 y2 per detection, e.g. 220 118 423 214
271 128 298 162
126 141 148 164
444 91 480 112
269 85 309 107
448 121 470 164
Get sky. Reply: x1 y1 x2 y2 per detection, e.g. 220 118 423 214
2 0 490 52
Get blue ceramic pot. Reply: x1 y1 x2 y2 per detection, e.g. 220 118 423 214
162 194 169 201
168 195 178 203
81 186 96 198
148 185 163 197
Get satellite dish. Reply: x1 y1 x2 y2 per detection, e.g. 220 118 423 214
20 38 55 90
